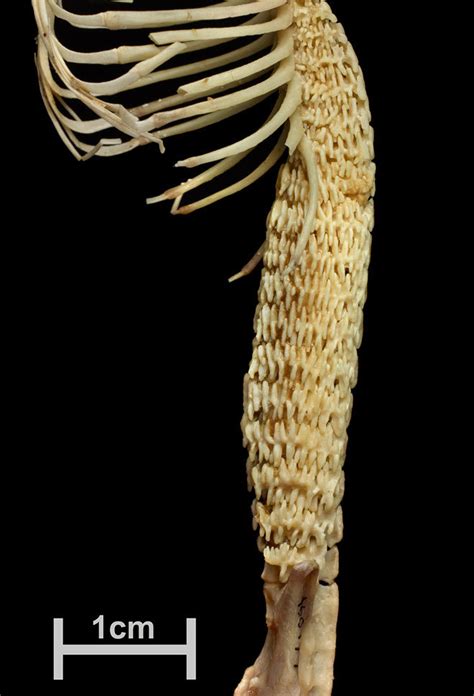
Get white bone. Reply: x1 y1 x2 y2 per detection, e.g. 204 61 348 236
175 69 300 167
174 125 288 214
149 4 291 45
141 56 294 132
154 96 267 140
148 89 286 208
53 41 187 97
178 28 292 95
31 0 315 240
48 0 284 30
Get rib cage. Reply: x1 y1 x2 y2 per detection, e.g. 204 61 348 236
32 0 304 215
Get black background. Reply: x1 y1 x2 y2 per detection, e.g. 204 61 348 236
2 2 463 695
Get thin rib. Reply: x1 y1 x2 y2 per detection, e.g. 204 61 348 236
175 68 299 166
149 5 291 45
48 0 284 30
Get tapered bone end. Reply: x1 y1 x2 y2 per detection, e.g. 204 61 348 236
234 561 338 696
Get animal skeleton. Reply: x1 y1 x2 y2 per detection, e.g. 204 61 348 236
32 1 375 693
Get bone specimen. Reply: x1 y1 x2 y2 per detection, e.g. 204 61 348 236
32 1 375 693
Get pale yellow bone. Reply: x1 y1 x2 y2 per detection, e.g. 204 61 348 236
175 69 300 167
154 96 267 140
174 124 288 214
178 28 292 95
51 41 187 97
149 3 292 44
32 5 375 692
149 91 286 207
49 0 284 30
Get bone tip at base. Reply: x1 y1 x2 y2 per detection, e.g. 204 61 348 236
228 271 246 284
146 193 168 205
174 158 197 169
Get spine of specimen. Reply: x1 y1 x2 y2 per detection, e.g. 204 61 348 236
236 3 374 693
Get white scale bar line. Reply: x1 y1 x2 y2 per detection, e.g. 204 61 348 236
186 616 196 680
53 617 64 680
63 644 188 655
53 618 197 680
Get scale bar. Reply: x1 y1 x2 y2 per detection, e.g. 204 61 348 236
53 618 196 680
63 644 188 655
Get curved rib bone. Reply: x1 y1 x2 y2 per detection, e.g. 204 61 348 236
143 56 295 131
149 3 292 44
49 0 285 30
178 28 292 95
175 70 300 167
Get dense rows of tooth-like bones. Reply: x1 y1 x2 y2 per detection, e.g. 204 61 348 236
242 0 375 583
